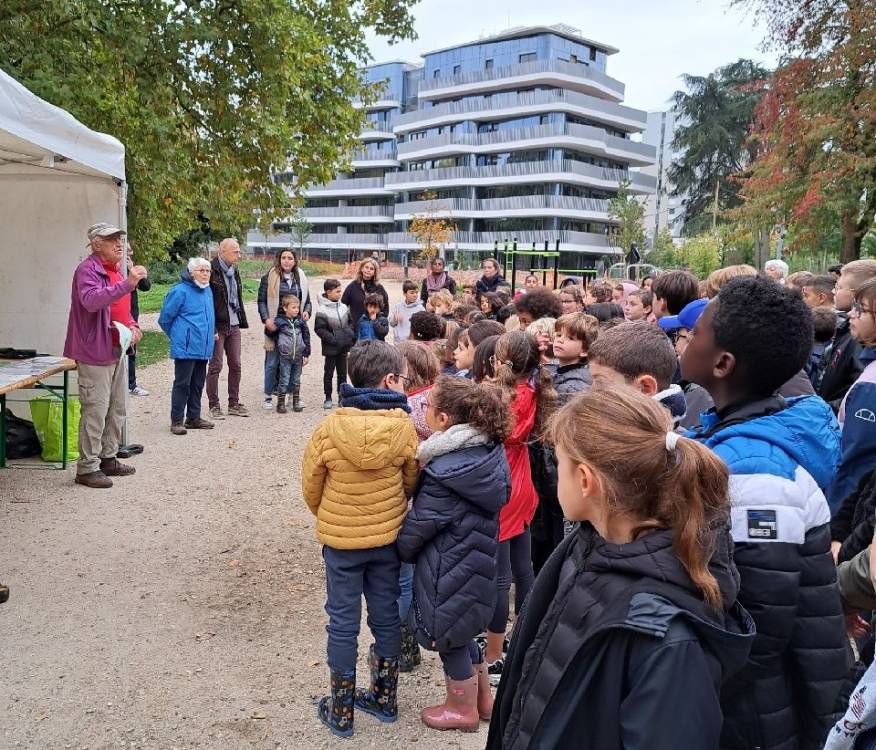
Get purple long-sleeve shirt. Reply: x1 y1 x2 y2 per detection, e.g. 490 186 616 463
63 254 134 366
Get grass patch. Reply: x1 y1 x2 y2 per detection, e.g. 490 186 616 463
137 279 259 315
136 330 170 368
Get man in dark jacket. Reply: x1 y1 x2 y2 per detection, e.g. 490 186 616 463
681 277 850 750
206 238 249 419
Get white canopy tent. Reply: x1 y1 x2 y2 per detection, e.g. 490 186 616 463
0 67 127 356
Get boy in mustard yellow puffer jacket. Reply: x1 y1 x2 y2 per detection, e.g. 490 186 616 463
301 340 418 738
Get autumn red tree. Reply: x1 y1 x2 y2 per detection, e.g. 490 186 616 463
731 0 876 261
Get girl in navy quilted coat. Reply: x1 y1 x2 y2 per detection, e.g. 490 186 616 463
397 376 512 732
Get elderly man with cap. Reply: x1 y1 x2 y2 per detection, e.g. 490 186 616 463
64 223 148 488
207 237 249 418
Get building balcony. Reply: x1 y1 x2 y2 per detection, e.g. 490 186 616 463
417 59 625 103
384 160 655 194
246 230 387 250
392 195 612 222
305 176 394 198
353 98 401 111
291 205 395 224
350 142 399 168
397 122 655 167
394 89 646 134
386 229 615 254
360 127 396 142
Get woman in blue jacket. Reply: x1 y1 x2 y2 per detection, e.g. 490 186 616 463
158 258 216 435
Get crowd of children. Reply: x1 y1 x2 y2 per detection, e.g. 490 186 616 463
298 256 876 748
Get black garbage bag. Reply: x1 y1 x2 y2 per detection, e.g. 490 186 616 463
4 409 41 459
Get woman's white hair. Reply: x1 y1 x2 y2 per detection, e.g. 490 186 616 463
764 259 789 278
187 257 211 274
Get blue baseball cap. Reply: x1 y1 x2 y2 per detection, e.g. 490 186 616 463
658 297 709 332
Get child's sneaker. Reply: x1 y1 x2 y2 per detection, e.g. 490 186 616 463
262 397 273 411
487 658 504 687
323 398 333 410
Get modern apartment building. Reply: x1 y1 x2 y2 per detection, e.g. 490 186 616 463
248 24 657 268
641 108 686 242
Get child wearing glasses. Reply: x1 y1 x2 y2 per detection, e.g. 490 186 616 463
397 376 511 731
301 340 418 738
828 276 876 513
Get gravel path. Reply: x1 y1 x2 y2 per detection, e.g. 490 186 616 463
1 280 488 750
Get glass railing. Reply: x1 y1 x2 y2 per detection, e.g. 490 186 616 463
393 195 610 215
395 88 645 131
397 122 655 161
418 59 624 100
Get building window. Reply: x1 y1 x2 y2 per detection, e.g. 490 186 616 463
485 59 493 70
453 64 461 75
433 69 441 78
519 52 536 63
570 54 578 64
589 48 597 61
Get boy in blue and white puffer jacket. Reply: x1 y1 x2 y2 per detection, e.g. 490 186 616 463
681 276 849 750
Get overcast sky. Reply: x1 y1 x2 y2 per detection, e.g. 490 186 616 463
366 0 778 113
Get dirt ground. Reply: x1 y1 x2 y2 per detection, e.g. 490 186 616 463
0 279 489 750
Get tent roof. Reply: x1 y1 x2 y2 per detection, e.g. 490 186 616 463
0 68 125 181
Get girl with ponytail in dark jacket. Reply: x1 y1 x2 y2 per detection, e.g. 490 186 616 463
397 377 512 731
486 384 754 750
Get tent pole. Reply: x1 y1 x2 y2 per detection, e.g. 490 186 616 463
118 180 132 448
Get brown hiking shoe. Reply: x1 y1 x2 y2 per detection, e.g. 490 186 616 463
99 458 136 476
171 422 187 435
75 471 113 489
209 406 225 420
227 403 249 417
184 416 214 429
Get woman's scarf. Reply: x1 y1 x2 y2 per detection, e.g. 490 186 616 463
426 270 448 294
416 423 490 465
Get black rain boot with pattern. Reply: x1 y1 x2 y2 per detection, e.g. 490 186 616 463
292 388 304 412
276 394 287 414
317 668 355 738
399 622 422 673
354 645 399 723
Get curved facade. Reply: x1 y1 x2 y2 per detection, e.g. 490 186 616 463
249 24 656 267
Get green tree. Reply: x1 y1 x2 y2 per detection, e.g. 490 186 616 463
647 227 679 268
730 0 876 262
0 1 416 260
607 181 646 255
682 233 722 278
409 191 456 263
669 59 770 234
288 211 313 256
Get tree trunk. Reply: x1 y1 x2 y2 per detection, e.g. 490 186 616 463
841 212 862 263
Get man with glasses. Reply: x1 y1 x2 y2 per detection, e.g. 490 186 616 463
819 260 876 412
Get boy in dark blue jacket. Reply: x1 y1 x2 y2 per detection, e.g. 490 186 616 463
357 293 389 342
267 295 310 413
681 276 849 750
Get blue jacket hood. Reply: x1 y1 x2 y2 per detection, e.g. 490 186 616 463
695 395 840 489
424 442 510 515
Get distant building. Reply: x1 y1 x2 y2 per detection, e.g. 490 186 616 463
641 107 685 242
249 24 656 268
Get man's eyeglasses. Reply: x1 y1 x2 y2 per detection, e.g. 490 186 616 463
394 373 410 386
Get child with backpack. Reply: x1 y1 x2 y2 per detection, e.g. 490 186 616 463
266 295 310 413
397 376 512 731
301 341 418 738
